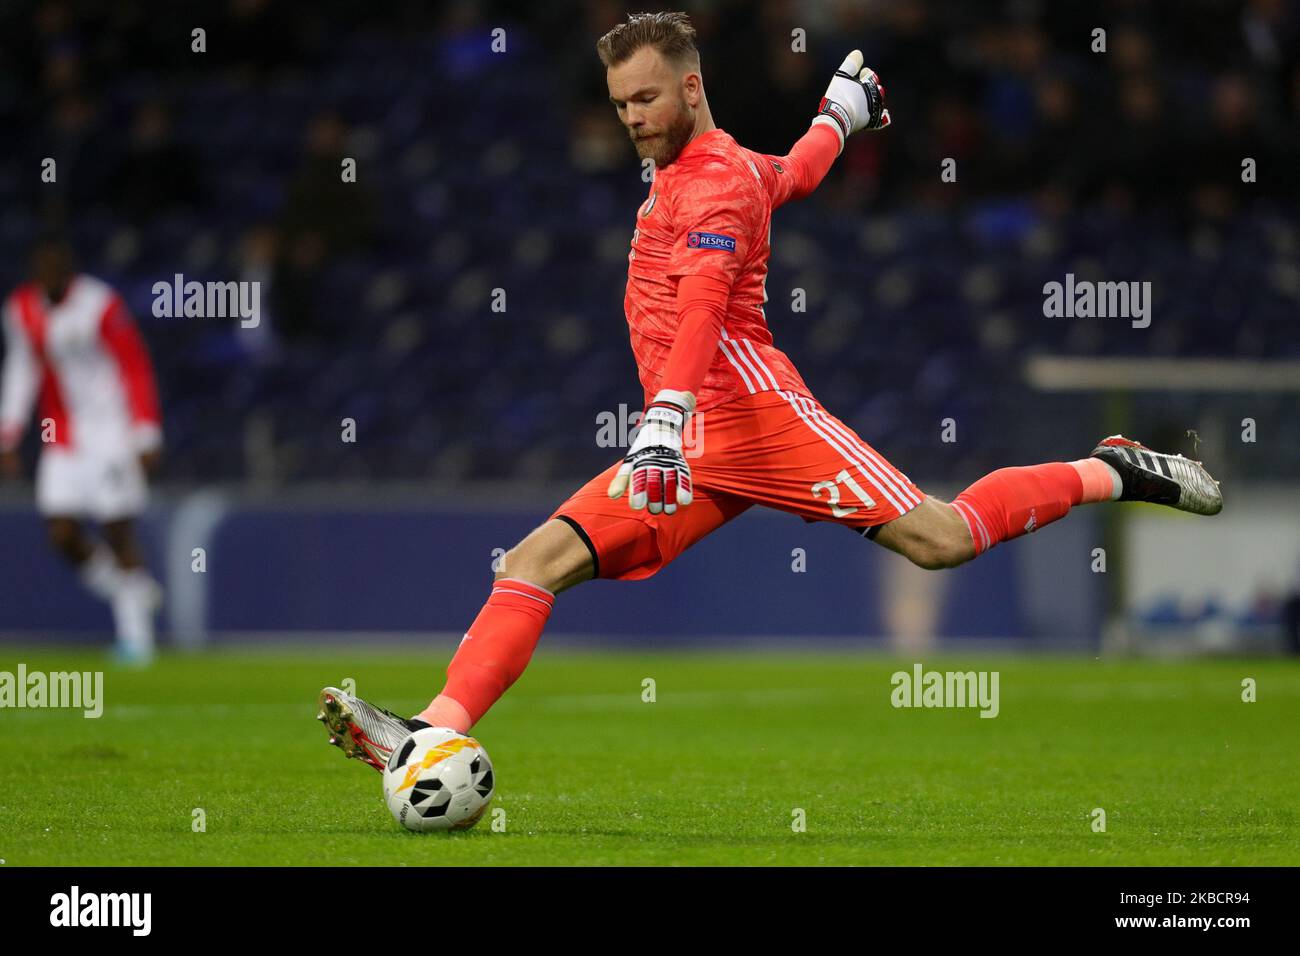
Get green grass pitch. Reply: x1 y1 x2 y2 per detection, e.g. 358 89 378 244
1 647 1296 866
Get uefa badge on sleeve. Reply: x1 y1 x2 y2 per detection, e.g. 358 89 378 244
686 231 736 253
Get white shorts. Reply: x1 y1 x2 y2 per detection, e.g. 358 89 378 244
36 445 148 522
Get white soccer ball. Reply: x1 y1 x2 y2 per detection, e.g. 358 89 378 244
382 726 495 832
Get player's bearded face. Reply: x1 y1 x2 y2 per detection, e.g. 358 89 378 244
629 91 695 167
608 48 699 169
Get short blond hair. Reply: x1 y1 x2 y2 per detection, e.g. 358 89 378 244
596 11 699 69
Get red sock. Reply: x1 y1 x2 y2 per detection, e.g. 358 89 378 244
422 578 554 730
952 463 1084 556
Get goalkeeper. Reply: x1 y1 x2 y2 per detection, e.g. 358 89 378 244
318 12 1222 769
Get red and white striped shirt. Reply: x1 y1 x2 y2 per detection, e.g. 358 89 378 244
1 275 162 453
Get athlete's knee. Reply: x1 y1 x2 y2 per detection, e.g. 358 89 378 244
494 518 594 593
102 520 143 568
905 534 971 571
45 517 89 563
879 499 975 570
913 503 976 570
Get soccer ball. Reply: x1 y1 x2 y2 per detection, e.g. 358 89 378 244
382 726 495 832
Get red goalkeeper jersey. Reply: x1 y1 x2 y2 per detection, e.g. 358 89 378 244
624 127 820 412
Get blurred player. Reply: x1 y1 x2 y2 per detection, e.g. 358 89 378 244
0 235 164 664
318 12 1222 768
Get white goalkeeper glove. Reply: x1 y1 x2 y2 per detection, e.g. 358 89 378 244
812 49 890 153
607 389 695 515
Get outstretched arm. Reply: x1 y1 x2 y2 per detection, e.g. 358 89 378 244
765 123 842 208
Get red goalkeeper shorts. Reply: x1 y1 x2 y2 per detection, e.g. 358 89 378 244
550 390 926 581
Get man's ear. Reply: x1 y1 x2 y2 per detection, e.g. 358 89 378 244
682 70 703 107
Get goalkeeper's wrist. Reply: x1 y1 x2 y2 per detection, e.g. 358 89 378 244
646 388 696 432
811 114 847 155
643 405 685 436
651 388 695 413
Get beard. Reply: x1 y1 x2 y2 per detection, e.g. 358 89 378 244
630 97 695 169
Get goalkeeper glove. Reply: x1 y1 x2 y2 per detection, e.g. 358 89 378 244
607 389 695 515
813 50 890 153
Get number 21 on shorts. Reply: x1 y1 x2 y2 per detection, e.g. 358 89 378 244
811 468 876 517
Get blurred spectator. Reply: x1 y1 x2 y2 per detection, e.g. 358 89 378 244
1097 74 1183 215
275 111 378 343
235 224 280 364
280 111 376 255
107 102 204 222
